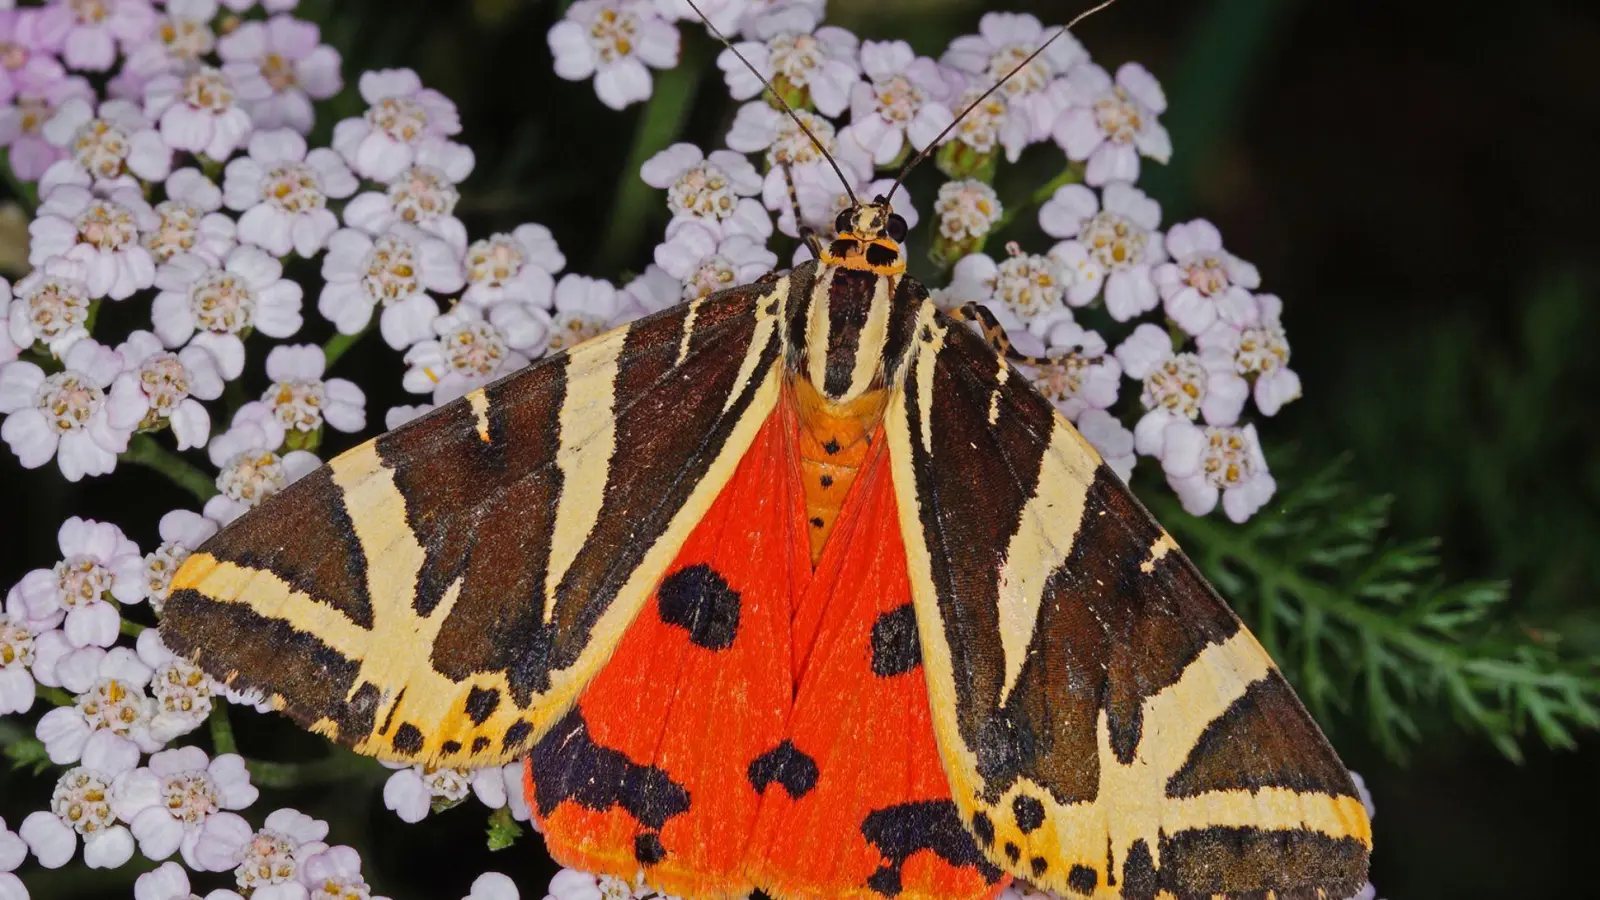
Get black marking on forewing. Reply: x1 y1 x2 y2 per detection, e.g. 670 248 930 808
861 801 1004 897
198 466 374 629
879 277 922 384
747 739 819 799
392 722 424 754
1165 672 1358 799
656 563 741 651
822 268 880 397
464 686 501 725
1068 864 1098 894
1149 828 1368 899
164 589 361 737
529 708 691 830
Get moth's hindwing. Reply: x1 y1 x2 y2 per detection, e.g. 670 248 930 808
884 299 1372 899
162 276 793 768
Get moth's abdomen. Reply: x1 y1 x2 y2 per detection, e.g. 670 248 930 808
790 375 888 565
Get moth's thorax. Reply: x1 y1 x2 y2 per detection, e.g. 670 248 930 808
798 263 899 406
790 374 887 564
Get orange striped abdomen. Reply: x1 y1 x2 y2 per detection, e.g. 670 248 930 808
791 375 889 565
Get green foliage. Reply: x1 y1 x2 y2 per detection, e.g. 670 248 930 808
3 735 49 776
1146 457 1600 762
486 806 524 851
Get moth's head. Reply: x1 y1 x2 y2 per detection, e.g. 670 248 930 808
822 196 908 276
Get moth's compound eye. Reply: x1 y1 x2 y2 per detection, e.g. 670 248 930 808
835 209 855 235
886 213 908 243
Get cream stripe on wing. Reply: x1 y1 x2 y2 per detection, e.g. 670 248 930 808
676 297 703 366
723 281 783 414
840 272 893 401
803 271 832 395
543 325 628 620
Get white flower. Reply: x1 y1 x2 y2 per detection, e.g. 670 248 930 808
402 306 543 405
1077 407 1135 483
260 343 366 434
116 0 221 85
7 259 93 358
191 807 328 898
781 173 918 261
467 872 520 900
654 0 750 34
34 0 158 72
716 9 858 117
151 247 305 379
944 249 1072 334
39 97 171 192
461 224 566 309
0 612 36 715
0 74 96 182
383 404 431 430
1153 219 1262 336
27 184 158 301
137 860 246 900
640 142 768 241
219 14 344 135
845 40 957 165
19 623 76 691
300 845 384 900
137 510 217 612
202 409 319 525
944 80 1024 161
1162 421 1275 522
108 330 224 451
1040 182 1165 319
1053 62 1171 186
137 628 218 742
0 816 25 875
654 219 775 302
1020 320 1120 422
36 646 161 763
617 265 681 324
225 128 358 258
499 763 531 822
543 870 601 900
145 65 263 161
1115 323 1248 457
18 732 139 870
0 341 137 482
332 68 462 182
941 12 1087 143
342 138 475 253
932 178 1002 243
381 763 496 823
113 745 257 867
318 225 463 350
726 101 870 235
1196 292 1300 417
548 0 680 111
547 274 623 353
145 168 239 265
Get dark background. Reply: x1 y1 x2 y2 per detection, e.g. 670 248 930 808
4 0 1599 897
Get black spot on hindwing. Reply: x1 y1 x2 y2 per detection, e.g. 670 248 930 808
656 564 741 651
529 709 690 831
747 740 819 799
869 604 921 677
860 801 1003 897
634 833 667 866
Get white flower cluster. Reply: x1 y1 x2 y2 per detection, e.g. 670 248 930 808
0 0 1328 898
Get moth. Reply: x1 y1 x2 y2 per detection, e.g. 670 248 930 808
160 8 1372 900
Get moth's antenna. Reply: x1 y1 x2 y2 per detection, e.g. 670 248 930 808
885 0 1121 205
683 0 858 206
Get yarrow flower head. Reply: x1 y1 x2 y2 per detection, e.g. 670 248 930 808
716 8 858 117
941 12 1087 143
319 224 465 350
932 178 1001 249
1196 291 1300 417
547 274 626 352
0 340 139 482
260 343 367 436
1053 62 1171 185
35 0 158 73
111 745 258 868
640 142 768 241
0 74 96 181
144 168 238 265
654 218 776 302
137 509 217 612
402 305 546 405
0 610 37 715
224 128 358 258
1161 421 1276 522
333 68 462 182
39 96 171 192
108 329 224 450
382 762 507 824
342 137 474 253
203 407 319 525
461 224 565 310
137 627 219 742
151 245 305 379
28 183 158 301
35 645 162 763
1115 321 1249 456
1153 218 1262 336
945 245 1073 335
1040 181 1165 319
19 729 139 870
844 39 958 166
548 0 681 111
8 258 95 357
136 860 245 900
219 13 344 135
144 64 263 161
190 807 329 896
725 101 869 236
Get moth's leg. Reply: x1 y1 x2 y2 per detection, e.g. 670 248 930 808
781 161 823 260
949 301 1054 367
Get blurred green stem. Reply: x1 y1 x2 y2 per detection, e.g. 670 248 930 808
0 150 37 214
36 684 74 707
121 434 217 503
119 618 146 638
591 45 703 275
993 162 1083 235
324 325 371 369
209 704 238 755
245 747 379 790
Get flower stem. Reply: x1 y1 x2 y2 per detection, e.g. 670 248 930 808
121 433 217 503
119 618 146 638
0 149 38 215
36 684 74 707
323 325 371 369
209 704 239 755
591 43 703 276
992 161 1084 235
